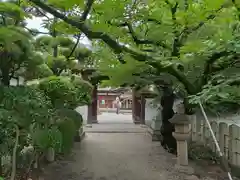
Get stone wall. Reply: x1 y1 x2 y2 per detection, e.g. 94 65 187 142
145 98 182 128
75 105 88 125
145 98 159 127
145 98 240 128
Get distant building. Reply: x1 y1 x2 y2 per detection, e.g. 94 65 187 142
97 87 132 109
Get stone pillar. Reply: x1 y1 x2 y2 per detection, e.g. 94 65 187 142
81 72 93 127
140 95 146 125
150 111 162 141
86 85 98 126
132 89 141 124
86 97 93 127
169 103 192 169
91 85 98 123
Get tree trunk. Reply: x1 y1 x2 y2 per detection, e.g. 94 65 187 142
160 86 177 154
0 157 2 177
1 69 10 86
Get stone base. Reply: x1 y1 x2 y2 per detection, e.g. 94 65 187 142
152 130 162 141
140 124 147 128
174 164 195 175
134 121 141 124
74 128 85 142
85 124 92 128
74 133 85 142
79 131 85 141
147 127 162 141
91 120 98 124
74 132 81 142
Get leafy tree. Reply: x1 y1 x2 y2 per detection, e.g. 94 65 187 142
35 35 92 76
30 0 240 112
189 74 240 113
25 0 95 77
0 1 46 85
0 1 95 178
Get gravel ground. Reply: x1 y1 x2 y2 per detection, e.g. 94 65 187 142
43 131 228 180
42 113 232 180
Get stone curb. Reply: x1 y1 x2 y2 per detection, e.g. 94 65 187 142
79 131 86 141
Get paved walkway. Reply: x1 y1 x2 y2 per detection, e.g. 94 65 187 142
85 113 145 133
43 113 227 180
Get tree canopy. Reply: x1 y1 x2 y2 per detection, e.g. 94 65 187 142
26 0 240 111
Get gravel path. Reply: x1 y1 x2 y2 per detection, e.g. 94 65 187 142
42 113 228 180
43 132 192 180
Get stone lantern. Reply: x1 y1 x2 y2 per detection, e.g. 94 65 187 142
169 103 191 166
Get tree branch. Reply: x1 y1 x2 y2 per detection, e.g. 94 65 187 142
33 6 51 19
80 0 94 21
146 18 161 25
179 5 225 44
66 0 94 60
1 15 6 25
67 35 81 59
29 0 195 94
232 0 240 20
108 21 171 49
24 27 49 35
200 51 234 87
164 1 180 57
29 0 146 57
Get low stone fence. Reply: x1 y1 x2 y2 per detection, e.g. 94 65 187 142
191 116 240 168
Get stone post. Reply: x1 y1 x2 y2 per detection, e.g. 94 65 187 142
140 95 146 125
150 111 162 141
86 104 92 127
91 85 98 124
169 103 191 166
81 70 93 128
132 89 141 124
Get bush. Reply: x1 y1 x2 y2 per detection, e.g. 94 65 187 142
71 75 93 106
56 108 83 130
38 75 92 109
0 76 89 178
0 85 52 128
38 76 77 108
56 108 83 152
0 85 62 178
56 117 76 153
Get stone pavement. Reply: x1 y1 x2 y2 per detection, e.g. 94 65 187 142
42 113 224 180
84 113 145 133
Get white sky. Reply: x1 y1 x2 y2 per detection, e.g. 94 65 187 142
26 17 92 48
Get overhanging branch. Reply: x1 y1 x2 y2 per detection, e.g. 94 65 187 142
29 0 124 54
200 51 237 87
24 27 49 35
66 0 94 59
108 20 170 49
164 0 180 57
30 0 195 94
146 18 161 25
179 5 226 44
203 51 231 76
